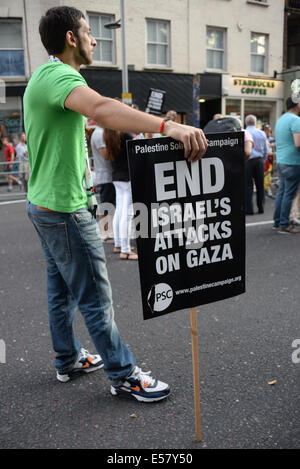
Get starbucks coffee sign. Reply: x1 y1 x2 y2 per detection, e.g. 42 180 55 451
222 75 284 99
234 77 275 95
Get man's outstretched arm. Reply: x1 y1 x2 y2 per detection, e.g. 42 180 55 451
65 85 207 162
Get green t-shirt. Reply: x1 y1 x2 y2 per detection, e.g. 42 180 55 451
23 61 88 212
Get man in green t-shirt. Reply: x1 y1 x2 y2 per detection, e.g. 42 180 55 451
24 6 207 402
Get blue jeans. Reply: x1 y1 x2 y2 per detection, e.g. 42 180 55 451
27 201 135 382
273 164 300 228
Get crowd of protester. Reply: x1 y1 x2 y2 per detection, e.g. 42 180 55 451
87 97 300 258
2 98 300 242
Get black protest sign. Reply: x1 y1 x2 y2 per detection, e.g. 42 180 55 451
127 133 245 320
145 88 166 115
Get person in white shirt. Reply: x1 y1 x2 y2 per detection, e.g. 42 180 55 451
91 126 115 241
15 132 29 192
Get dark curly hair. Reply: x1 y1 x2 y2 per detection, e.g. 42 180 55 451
39 6 85 55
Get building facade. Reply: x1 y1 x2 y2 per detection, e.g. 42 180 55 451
0 0 286 143
190 0 285 128
280 0 300 100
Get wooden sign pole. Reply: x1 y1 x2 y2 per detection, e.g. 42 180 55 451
189 306 202 442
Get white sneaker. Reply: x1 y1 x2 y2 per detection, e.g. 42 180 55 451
56 348 104 382
291 218 300 226
110 366 171 402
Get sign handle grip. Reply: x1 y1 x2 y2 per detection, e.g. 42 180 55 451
190 306 202 442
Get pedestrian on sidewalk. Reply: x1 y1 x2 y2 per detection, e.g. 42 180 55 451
103 127 137 260
90 125 115 242
203 114 254 160
245 115 269 215
2 136 22 192
24 6 207 402
166 110 178 122
15 132 29 193
273 97 300 234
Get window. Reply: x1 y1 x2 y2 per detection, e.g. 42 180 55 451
0 20 25 76
244 100 275 129
225 99 241 118
0 97 23 139
250 33 268 74
287 20 300 68
88 14 116 64
206 27 226 71
146 19 170 67
289 0 300 8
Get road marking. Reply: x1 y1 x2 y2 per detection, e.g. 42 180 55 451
246 220 273 227
0 200 275 229
0 199 26 206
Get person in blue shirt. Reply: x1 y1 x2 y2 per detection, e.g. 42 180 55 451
245 115 269 214
273 97 300 233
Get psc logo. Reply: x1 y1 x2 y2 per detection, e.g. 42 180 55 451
147 283 173 313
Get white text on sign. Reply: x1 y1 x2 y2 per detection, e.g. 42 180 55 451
154 158 225 202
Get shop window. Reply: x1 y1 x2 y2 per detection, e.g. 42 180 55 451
225 99 241 117
244 99 275 129
0 20 25 76
88 13 116 64
146 19 170 67
250 33 268 74
0 96 23 176
206 27 226 71
0 97 23 139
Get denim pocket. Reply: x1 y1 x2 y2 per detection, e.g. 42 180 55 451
73 209 102 246
280 165 297 181
34 221 71 264
73 209 93 226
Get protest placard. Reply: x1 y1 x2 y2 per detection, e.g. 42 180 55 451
145 88 166 115
127 132 245 441
127 133 245 320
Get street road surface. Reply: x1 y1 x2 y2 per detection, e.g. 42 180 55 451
0 197 299 449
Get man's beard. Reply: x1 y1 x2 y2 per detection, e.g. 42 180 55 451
77 37 92 65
